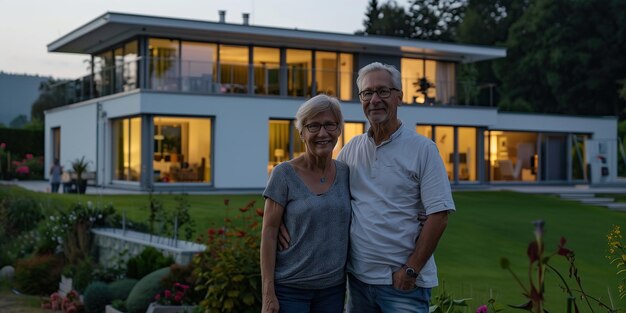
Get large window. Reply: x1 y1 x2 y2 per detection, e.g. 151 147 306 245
486 131 538 182
287 49 312 97
268 120 305 173
401 58 456 105
112 117 142 181
153 116 212 183
219 45 249 94
94 51 114 97
315 51 338 96
148 38 180 91
332 122 364 158
181 42 217 93
418 125 477 182
339 53 353 101
253 47 280 95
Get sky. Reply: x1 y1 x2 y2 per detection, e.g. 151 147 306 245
1 0 370 79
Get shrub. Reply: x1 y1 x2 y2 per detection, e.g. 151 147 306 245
126 267 170 313
126 246 174 280
63 257 96 293
14 254 63 295
83 281 111 313
1 196 43 237
193 199 262 313
108 278 138 302
161 263 202 304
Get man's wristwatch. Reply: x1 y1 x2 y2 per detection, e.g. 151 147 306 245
402 264 419 278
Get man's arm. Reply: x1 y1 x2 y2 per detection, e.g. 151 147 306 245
392 210 449 290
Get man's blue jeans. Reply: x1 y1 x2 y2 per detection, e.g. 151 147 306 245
275 282 346 313
347 273 431 313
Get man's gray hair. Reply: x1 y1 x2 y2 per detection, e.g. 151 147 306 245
295 94 344 132
356 62 402 91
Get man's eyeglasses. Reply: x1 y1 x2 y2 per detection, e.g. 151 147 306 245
304 122 339 133
358 87 400 101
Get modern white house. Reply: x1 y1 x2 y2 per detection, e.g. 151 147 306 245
44 12 620 191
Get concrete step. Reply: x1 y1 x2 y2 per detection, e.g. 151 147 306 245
606 202 626 211
559 193 596 199
577 197 615 204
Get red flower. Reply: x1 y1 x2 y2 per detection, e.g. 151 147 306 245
239 207 249 212
256 208 264 217
164 289 172 298
0 142 5 149
224 199 230 206
208 228 216 235
237 231 246 237
25 153 33 159
218 228 225 235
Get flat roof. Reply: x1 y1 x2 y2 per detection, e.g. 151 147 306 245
48 12 506 63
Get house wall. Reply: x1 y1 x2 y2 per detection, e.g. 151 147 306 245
45 103 97 179
45 91 620 189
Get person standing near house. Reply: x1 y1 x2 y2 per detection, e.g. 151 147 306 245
279 62 456 313
49 158 63 193
260 94 351 313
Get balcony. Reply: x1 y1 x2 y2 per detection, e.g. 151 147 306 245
50 57 492 107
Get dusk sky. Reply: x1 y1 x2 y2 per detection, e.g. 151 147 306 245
1 0 370 79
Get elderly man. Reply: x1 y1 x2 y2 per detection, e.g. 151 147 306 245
279 62 455 312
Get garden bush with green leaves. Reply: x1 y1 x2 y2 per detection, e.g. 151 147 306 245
193 199 262 313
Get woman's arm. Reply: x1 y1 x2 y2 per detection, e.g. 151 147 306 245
260 198 285 313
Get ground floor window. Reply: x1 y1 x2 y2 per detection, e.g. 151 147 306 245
417 124 478 182
112 117 142 181
332 122 365 158
153 116 212 183
51 127 60 161
486 131 538 182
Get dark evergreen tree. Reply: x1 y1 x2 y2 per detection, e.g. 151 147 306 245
407 0 466 41
358 0 412 37
30 78 68 121
496 0 626 116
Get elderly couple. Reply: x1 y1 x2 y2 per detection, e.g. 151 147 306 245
260 62 456 313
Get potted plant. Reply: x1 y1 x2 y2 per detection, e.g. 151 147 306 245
71 156 90 194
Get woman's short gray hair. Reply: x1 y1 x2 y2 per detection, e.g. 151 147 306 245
295 94 344 132
356 62 402 91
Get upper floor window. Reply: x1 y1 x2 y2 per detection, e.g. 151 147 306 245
219 45 249 94
181 41 217 93
287 49 312 97
148 38 180 91
253 47 280 95
401 58 456 105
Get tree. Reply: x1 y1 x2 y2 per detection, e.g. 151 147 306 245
30 78 68 122
407 0 466 41
496 0 626 116
455 0 530 106
9 115 28 129
358 0 412 37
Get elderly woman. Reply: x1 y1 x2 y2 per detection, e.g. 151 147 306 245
260 94 351 313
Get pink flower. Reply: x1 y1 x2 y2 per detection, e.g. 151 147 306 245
25 153 33 159
0 142 5 149
476 304 488 313
164 289 172 298
154 294 161 301
16 166 30 174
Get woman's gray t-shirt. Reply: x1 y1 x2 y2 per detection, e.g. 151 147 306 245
263 160 351 289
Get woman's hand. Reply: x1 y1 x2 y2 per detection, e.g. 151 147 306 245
262 293 279 313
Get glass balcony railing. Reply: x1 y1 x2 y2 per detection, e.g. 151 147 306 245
50 57 495 107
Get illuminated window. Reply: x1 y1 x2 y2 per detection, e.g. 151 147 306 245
401 58 455 105
339 53 353 101
268 120 305 173
457 127 476 181
486 131 538 182
148 38 180 91
253 47 280 95
153 116 213 183
112 117 142 181
316 51 338 96
181 42 217 93
416 125 432 139
333 122 364 158
287 49 312 97
219 45 249 94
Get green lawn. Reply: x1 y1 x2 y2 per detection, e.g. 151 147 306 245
3 186 626 311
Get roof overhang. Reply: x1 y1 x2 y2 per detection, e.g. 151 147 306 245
48 12 506 63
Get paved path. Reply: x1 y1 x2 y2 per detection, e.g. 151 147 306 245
2 179 625 195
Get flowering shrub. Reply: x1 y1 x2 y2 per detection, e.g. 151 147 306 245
607 225 626 299
154 282 192 305
192 199 262 313
6 152 44 180
42 290 84 313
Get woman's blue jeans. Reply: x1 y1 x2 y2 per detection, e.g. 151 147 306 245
275 282 346 313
